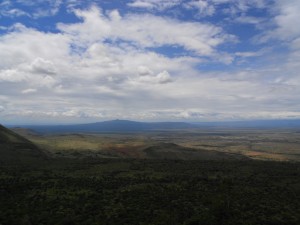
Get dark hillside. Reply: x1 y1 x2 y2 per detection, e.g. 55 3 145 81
0 124 47 165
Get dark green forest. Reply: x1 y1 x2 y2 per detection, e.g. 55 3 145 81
1 159 300 225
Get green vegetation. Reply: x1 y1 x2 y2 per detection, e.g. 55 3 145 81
1 159 300 225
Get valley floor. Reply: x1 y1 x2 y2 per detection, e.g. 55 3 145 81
13 128 300 161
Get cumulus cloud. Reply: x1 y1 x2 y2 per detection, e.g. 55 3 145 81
234 15 265 24
184 0 216 17
138 66 153 76
127 0 181 11
0 24 70 68
291 38 300 50
0 6 205 123
2 0 63 18
35 0 63 17
272 0 300 41
0 68 28 82
58 6 231 56
0 8 30 18
128 1 156 9
128 0 270 18
219 0 269 15
136 70 173 84
0 0 29 18
22 89 37 94
1 3 300 123
156 71 173 84
235 50 266 58
29 58 57 75
258 0 300 45
257 0 300 87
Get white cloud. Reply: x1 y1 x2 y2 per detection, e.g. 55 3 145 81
58 6 231 56
57 7 111 44
22 88 37 94
0 0 11 7
0 8 30 18
1 4 300 123
138 66 153 76
234 15 265 24
184 0 216 17
291 38 300 50
219 0 269 15
127 0 181 11
135 70 173 84
259 1 300 44
29 58 57 75
156 71 173 84
258 0 300 89
0 24 70 68
128 1 155 9
235 51 263 58
108 10 122 21
39 75 57 88
127 0 270 19
273 0 300 41
0 69 27 82
127 0 269 15
12 0 63 18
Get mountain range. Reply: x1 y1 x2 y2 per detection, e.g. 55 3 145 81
20 119 197 134
13 119 300 134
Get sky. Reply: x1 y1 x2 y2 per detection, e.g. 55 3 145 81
0 0 300 124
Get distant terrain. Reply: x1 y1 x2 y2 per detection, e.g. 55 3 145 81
14 119 300 134
193 119 300 128
12 121 300 161
19 119 197 134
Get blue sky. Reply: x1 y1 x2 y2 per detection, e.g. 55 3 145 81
0 0 300 124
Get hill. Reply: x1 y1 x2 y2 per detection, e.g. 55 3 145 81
22 120 197 134
0 124 46 165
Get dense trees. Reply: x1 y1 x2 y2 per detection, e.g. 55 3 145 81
1 159 299 225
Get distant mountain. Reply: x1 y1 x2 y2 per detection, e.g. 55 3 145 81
21 120 197 134
0 124 46 165
14 119 300 134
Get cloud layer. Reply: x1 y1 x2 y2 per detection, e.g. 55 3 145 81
0 1 300 124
